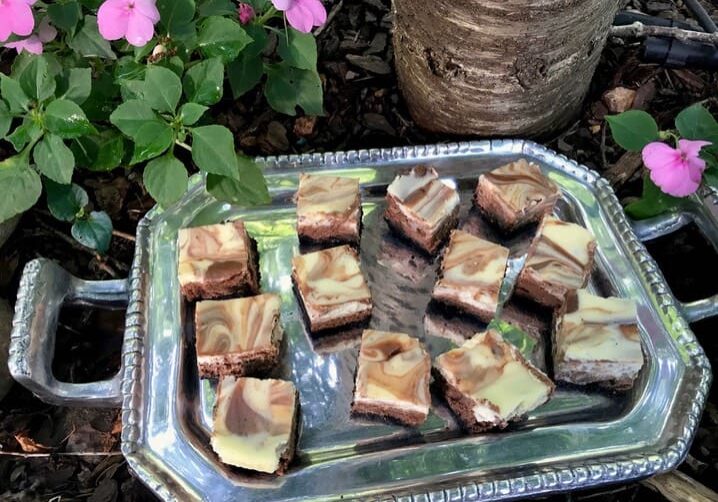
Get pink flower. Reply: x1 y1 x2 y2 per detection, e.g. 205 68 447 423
271 0 326 33
4 17 56 55
0 0 37 42
642 139 712 197
98 0 160 47
238 3 255 25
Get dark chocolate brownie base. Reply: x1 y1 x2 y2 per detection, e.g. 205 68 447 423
384 198 459 255
181 237 261 301
291 278 372 333
351 400 427 427
298 206 363 248
197 346 279 379
275 392 300 475
432 368 504 433
431 291 496 324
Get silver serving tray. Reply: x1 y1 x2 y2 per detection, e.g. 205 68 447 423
8 140 716 501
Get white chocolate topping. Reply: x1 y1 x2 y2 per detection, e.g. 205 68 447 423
387 166 460 228
297 174 360 216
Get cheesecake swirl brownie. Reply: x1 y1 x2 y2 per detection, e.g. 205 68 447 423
475 159 560 232
516 216 596 307
434 330 554 433
385 166 460 254
195 293 282 378
351 330 431 426
178 220 260 301
296 174 362 245
432 230 509 322
292 245 372 332
554 289 644 390
211 377 299 474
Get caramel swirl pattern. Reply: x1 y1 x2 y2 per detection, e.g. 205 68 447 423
355 330 431 407
196 294 280 356
557 289 642 363
212 377 296 473
292 245 371 307
524 217 595 289
439 230 508 292
483 159 559 212
387 166 460 228
297 174 360 217
435 330 552 418
178 220 251 284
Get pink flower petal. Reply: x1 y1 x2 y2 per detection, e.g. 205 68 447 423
134 0 160 23
678 139 712 160
649 162 700 197
98 0 130 40
286 2 313 33
642 142 681 172
37 17 57 43
272 0 293 11
9 1 35 37
6 35 43 54
125 10 155 46
299 0 326 26
0 6 12 42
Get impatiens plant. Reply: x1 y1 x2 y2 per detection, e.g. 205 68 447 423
606 104 718 219
0 0 326 252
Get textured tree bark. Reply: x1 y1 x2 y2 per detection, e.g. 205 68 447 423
393 0 622 137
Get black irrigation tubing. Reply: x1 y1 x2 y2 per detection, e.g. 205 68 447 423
683 0 718 33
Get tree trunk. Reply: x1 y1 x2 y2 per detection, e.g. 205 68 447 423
393 0 621 137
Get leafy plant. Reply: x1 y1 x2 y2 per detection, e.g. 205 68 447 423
0 0 326 252
607 104 718 219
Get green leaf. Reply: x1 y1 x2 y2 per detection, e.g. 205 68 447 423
7 118 43 152
45 180 88 222
48 1 83 33
625 176 684 220
45 99 95 139
72 211 113 252
198 0 237 17
33 134 76 184
606 110 659 152
143 66 182 113
82 72 118 122
69 16 117 60
244 24 268 57
191 125 239 179
11 52 63 80
228 52 263 99
675 104 718 143
183 57 224 105
197 16 253 63
0 155 42 222
109 100 159 138
72 130 126 171
0 101 12 139
143 154 189 207
19 56 56 102
56 67 92 105
1 75 30 114
704 165 718 190
278 29 317 70
179 102 208 125
114 57 147 82
206 156 270 205
486 319 537 361
264 63 323 116
130 121 174 165
158 55 185 77
157 0 196 37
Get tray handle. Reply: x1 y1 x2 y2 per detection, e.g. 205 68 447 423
8 258 128 407
630 191 718 323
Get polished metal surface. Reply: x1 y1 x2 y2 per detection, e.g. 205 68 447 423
8 140 715 501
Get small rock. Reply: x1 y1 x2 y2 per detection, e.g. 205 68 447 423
0 298 13 402
346 54 391 75
645 1 673 13
294 116 317 137
258 121 289 153
345 70 360 81
602 87 636 114
366 32 387 55
365 11 377 23
364 113 396 135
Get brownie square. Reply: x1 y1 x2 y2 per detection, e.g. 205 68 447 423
296 174 362 246
515 216 597 307
178 220 260 301
432 230 509 322
195 293 282 379
474 159 560 233
434 330 554 433
351 330 431 426
291 245 372 332
553 289 644 390
211 377 298 474
385 165 460 255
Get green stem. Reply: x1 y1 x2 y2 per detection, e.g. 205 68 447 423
257 6 279 25
175 140 192 152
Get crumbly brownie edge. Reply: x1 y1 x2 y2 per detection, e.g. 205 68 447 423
180 272 258 302
384 194 458 255
351 400 428 427
515 267 567 308
474 176 520 232
275 390 300 475
197 347 280 379
431 286 496 324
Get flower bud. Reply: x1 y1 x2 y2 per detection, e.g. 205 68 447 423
238 3 255 25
